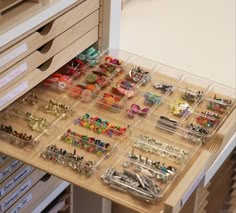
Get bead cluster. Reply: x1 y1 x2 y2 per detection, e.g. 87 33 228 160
0 124 33 143
208 95 232 113
41 145 95 176
196 111 221 128
21 93 38 105
13 110 48 132
133 135 189 162
74 113 127 137
61 129 110 157
185 123 209 142
39 100 74 118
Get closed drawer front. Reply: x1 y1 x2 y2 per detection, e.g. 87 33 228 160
0 160 23 183
0 26 98 111
0 169 46 213
6 175 64 213
0 0 99 73
0 10 99 92
0 154 11 168
0 165 34 199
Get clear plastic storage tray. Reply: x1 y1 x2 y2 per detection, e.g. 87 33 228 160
0 109 56 147
0 48 234 204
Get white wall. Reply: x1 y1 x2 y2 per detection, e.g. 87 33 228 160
120 0 236 88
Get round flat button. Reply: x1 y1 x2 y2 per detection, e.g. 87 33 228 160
86 73 97 83
81 89 93 103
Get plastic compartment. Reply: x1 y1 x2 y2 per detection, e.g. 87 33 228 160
139 64 183 96
0 110 55 147
40 116 125 176
122 90 161 121
40 143 99 177
100 157 164 203
99 139 191 203
80 49 133 82
151 98 191 126
179 83 236 140
197 83 235 115
128 119 196 161
8 88 76 123
55 104 131 141
112 54 158 88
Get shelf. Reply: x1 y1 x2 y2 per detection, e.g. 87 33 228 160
32 181 70 213
204 133 236 186
0 0 24 13
0 0 80 50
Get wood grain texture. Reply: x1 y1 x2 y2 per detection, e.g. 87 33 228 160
0 10 98 92
0 27 98 111
0 0 99 72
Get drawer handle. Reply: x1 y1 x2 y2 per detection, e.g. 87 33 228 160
37 40 53 54
41 173 51 182
38 58 53 71
37 21 54 36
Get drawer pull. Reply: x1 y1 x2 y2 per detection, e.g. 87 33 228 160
41 173 51 182
37 21 54 36
38 58 53 71
38 40 53 54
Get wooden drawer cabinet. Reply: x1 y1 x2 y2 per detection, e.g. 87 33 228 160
0 165 34 199
0 10 99 92
0 26 98 111
0 0 100 111
0 160 23 183
6 175 64 213
1 1 234 213
0 169 46 213
0 0 99 73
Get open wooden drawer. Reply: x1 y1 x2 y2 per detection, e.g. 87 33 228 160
0 49 235 213
0 1 235 213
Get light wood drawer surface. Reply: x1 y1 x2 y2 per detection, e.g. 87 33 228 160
6 175 64 213
0 25 98 111
0 169 46 213
0 0 99 73
0 165 34 199
0 10 99 92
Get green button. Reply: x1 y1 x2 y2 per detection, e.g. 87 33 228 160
86 73 97 83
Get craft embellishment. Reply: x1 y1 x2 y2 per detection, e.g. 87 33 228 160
207 95 232 113
41 145 95 176
74 113 128 137
61 129 111 156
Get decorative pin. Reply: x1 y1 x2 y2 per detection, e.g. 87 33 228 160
170 100 190 117
153 83 173 93
207 95 232 113
183 88 203 102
